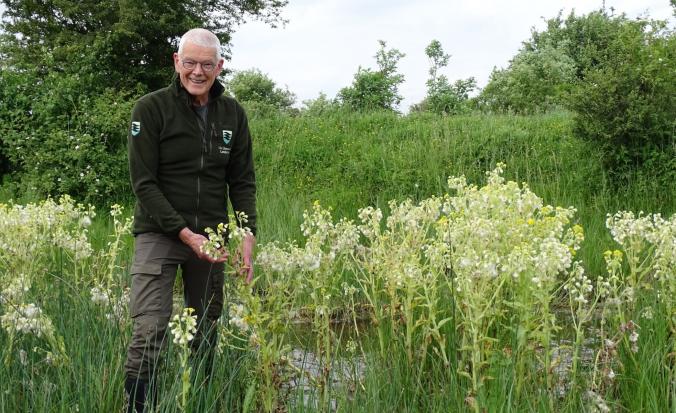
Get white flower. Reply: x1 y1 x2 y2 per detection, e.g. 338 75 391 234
168 308 197 346
80 216 92 227
1 303 55 338
19 349 28 366
629 331 639 343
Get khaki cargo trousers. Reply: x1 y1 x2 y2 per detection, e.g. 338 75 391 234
124 232 224 380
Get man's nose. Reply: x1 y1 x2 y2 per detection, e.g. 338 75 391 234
192 63 205 75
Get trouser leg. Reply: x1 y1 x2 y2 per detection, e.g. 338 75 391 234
183 257 225 379
124 233 184 411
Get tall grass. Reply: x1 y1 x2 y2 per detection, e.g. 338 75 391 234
1 110 673 412
253 110 674 275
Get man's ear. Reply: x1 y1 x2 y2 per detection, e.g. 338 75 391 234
173 52 181 72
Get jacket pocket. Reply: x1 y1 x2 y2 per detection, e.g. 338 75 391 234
130 262 163 276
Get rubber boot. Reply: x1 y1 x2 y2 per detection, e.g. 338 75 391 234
125 376 155 413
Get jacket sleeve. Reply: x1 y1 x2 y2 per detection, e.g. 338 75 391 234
226 102 257 236
128 98 188 235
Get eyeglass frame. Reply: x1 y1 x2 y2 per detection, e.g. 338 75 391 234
179 59 219 73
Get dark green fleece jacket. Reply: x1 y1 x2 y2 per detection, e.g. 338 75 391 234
128 77 257 236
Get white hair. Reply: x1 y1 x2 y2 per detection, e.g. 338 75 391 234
178 28 222 60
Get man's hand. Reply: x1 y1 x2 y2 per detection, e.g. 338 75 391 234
235 233 256 284
178 227 228 263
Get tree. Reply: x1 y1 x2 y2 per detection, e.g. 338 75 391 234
0 0 288 91
338 40 405 112
413 40 476 115
478 40 575 114
0 0 288 201
226 68 295 110
566 18 675 186
478 9 630 114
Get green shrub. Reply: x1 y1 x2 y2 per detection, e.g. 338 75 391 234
226 68 296 111
0 70 138 203
566 19 676 187
300 92 341 117
478 9 638 114
478 41 576 114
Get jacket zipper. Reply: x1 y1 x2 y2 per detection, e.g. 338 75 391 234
196 154 203 230
193 99 209 231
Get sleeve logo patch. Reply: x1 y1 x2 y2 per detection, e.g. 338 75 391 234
222 130 232 145
131 121 141 136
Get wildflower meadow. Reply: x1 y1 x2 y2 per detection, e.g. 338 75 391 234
1 2 674 410
1 151 674 412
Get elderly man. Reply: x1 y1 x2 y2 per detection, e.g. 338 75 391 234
124 28 256 412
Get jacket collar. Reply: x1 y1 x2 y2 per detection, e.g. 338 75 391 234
171 75 225 105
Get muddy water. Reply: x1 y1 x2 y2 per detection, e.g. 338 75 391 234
282 309 601 410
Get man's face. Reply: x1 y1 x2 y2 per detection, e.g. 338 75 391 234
173 41 224 104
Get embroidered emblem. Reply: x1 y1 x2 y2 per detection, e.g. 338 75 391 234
131 121 141 136
222 130 232 145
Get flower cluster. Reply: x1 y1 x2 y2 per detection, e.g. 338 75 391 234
606 211 676 281
201 211 254 260
441 165 581 287
564 263 593 305
1 303 55 338
0 195 95 267
257 202 359 276
90 285 128 321
228 303 250 332
0 274 31 305
169 307 197 346
202 223 227 260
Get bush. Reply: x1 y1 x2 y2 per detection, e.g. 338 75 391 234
478 41 575 114
226 68 296 111
300 92 341 117
478 9 631 114
0 70 138 203
566 19 676 186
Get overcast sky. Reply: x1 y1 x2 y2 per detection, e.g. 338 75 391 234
0 1 672 111
227 0 674 111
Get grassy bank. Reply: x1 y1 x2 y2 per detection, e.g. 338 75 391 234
252 110 674 274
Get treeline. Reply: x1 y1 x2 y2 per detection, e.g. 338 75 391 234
241 10 675 187
0 3 673 204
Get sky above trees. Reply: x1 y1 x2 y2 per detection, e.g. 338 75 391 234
226 0 673 111
1 0 672 111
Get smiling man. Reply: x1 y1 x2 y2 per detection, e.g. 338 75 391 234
124 28 257 412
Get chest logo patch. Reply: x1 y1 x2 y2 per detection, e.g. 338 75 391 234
131 121 141 136
222 130 232 145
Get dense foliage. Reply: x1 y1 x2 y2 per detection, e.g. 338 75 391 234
567 19 675 184
337 40 405 112
0 0 288 90
0 0 288 202
479 40 575 114
478 8 675 183
479 10 619 114
0 68 137 203
225 68 296 114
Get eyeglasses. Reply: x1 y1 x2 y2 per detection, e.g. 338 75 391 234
180 59 218 72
